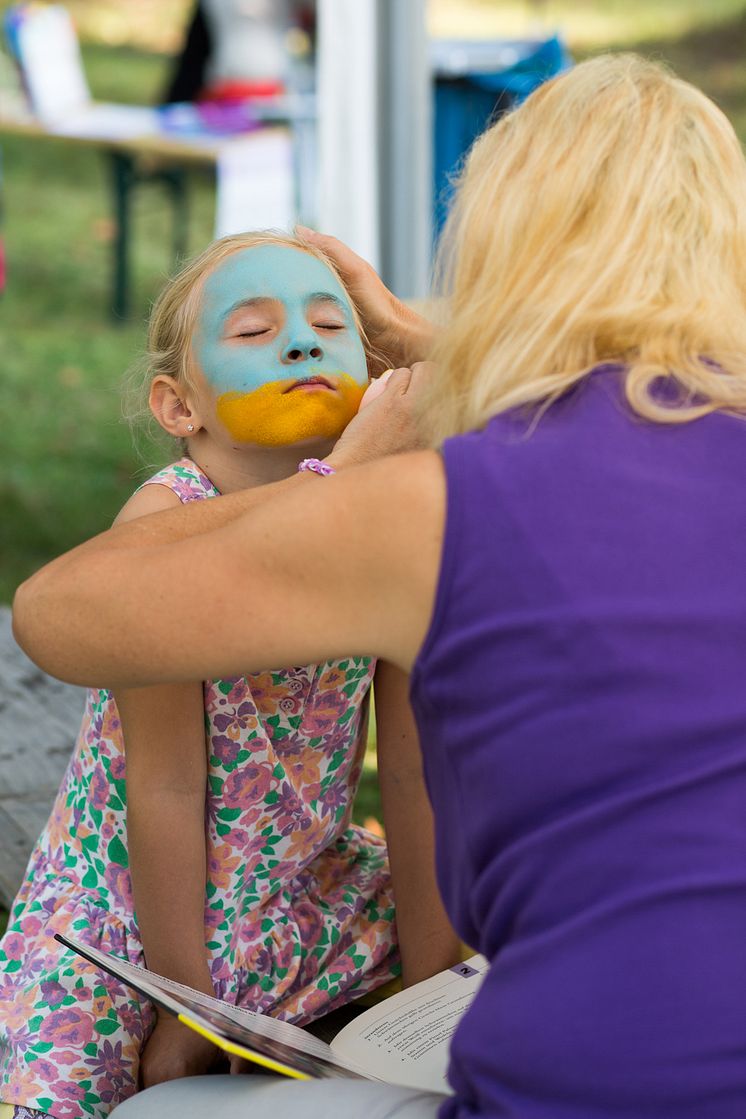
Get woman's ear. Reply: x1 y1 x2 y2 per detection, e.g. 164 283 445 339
149 376 203 438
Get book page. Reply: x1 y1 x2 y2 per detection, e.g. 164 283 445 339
331 956 489 1094
55 934 370 1081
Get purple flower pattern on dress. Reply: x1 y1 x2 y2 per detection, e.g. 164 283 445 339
0 458 398 1118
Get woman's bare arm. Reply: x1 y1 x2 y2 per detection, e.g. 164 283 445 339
8 364 428 577
13 451 446 689
374 661 460 986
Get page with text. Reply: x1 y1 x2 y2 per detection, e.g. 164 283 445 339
331 956 489 1093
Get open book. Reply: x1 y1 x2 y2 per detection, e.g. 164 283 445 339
55 933 488 1093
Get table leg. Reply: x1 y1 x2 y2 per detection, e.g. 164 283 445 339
0 146 6 295
109 151 135 321
163 167 189 265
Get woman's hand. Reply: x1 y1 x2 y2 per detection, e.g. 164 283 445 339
329 362 435 468
296 228 437 371
139 1013 223 1088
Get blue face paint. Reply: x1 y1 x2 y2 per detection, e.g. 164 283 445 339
195 244 368 396
194 244 369 447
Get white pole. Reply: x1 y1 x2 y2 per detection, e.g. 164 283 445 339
377 0 432 299
316 0 431 297
316 0 380 269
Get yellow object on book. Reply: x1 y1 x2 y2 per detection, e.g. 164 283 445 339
56 931 488 1094
178 1015 309 1080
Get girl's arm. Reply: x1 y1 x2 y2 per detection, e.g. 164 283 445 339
118 681 220 1085
118 680 213 995
113 485 218 1083
374 661 461 986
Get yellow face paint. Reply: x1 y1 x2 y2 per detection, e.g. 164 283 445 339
216 373 365 447
196 245 369 448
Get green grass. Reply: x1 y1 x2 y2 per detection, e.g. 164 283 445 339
430 0 746 46
1 42 215 602
614 9 746 138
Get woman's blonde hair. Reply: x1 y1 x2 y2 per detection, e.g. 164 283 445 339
124 229 370 447
423 53 746 443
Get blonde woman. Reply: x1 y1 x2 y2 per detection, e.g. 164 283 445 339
15 54 746 1118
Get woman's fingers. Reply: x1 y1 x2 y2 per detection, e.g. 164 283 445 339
296 226 368 279
295 226 435 371
385 365 415 393
299 226 393 324
329 363 437 468
386 361 435 397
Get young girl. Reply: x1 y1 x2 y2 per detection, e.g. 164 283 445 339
0 231 454 1119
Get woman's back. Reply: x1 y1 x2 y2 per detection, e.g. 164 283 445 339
412 367 746 1117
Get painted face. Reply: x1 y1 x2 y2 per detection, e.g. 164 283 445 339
194 244 368 447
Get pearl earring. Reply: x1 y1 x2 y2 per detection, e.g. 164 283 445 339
186 423 195 433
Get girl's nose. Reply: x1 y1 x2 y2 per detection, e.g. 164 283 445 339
281 338 323 364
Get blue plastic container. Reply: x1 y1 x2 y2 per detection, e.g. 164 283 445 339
432 35 571 234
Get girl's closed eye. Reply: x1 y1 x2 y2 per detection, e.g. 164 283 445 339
228 316 276 341
224 299 280 343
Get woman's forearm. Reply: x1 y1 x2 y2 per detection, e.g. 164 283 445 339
13 452 444 690
13 364 427 615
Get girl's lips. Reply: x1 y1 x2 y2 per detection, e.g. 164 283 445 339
283 376 336 393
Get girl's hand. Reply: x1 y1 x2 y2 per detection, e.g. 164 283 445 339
329 362 435 468
140 1013 223 1088
229 1054 260 1075
296 228 437 371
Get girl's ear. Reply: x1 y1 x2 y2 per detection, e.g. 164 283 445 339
149 376 203 438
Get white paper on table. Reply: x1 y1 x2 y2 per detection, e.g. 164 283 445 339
49 102 161 141
17 5 90 124
215 129 294 236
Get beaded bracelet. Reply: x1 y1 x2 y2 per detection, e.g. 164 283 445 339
297 458 336 477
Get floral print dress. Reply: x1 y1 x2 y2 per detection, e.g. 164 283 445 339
0 458 398 1119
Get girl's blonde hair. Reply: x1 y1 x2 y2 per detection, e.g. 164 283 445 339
423 53 746 444
124 229 370 444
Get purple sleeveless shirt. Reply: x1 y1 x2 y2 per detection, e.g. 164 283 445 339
410 368 746 1118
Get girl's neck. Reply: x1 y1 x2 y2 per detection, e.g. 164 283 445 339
183 435 335 495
